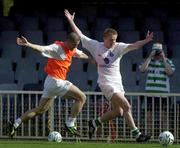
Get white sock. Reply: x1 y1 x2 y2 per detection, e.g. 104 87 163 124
97 117 102 124
13 118 22 129
93 117 102 128
66 117 76 127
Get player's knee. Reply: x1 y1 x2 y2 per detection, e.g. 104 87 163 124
123 102 131 112
113 108 123 116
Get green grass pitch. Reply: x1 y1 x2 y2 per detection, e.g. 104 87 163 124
0 140 180 148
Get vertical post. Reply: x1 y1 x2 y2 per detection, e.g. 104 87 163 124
28 94 31 136
167 96 169 130
144 95 147 135
159 96 162 132
174 96 177 143
0 95 2 136
58 97 61 133
137 95 140 131
94 94 97 138
14 94 17 131
35 94 38 137
152 96 155 138
21 94 24 136
176 104 179 143
87 94 90 138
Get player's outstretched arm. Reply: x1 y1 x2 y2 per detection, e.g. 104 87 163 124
139 50 156 72
17 36 44 53
74 49 89 59
127 31 154 51
64 9 83 37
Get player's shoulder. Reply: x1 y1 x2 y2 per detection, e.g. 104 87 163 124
116 42 129 46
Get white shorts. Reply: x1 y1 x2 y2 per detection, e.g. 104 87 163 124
99 83 125 100
42 75 72 99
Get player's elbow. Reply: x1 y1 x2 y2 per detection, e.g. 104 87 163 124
80 93 86 104
139 66 146 73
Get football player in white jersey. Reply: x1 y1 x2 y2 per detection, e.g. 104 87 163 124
65 9 153 142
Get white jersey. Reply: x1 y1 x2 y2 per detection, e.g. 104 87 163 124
40 43 82 60
81 34 130 86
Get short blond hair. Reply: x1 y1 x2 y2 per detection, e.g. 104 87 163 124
103 28 118 38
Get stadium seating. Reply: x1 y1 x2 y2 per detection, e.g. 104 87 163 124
21 30 43 44
0 69 14 84
46 31 67 44
74 17 89 31
0 17 16 31
119 31 140 43
0 58 13 71
0 2 179 93
18 16 39 31
0 30 19 43
152 31 165 43
168 31 180 45
67 71 88 91
167 17 180 31
116 17 136 31
87 61 98 91
78 5 97 23
69 58 84 72
21 30 44 59
15 69 39 88
43 17 64 31
1 43 22 63
93 30 104 41
104 7 120 18
169 58 179 93
91 17 112 31
23 83 43 91
171 45 180 58
16 59 37 72
38 58 47 83
141 17 162 32
0 83 19 90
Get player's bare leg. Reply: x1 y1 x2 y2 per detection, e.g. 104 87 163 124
64 84 86 136
8 97 53 138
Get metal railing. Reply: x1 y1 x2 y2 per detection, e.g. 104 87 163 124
0 91 180 143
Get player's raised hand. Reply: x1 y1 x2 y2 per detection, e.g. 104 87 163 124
17 36 29 46
64 9 75 22
145 30 154 42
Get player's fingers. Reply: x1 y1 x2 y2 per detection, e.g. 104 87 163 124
64 9 68 13
146 30 149 36
21 36 27 41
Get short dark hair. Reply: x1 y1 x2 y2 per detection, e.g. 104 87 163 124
67 32 80 44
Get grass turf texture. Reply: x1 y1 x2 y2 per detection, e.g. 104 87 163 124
0 140 179 148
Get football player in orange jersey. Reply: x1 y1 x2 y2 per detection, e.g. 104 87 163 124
8 32 89 138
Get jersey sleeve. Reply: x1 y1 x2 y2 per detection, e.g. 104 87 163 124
41 43 66 60
81 34 98 57
167 59 175 71
116 42 131 56
81 34 98 50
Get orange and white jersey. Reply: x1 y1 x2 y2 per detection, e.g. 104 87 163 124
40 41 77 80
